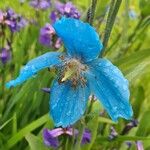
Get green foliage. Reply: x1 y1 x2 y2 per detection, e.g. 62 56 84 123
25 133 49 150
139 0 150 17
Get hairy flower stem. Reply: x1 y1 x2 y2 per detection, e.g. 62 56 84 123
62 135 68 150
1 66 6 99
74 123 85 150
1 26 6 98
35 10 41 25
70 127 76 150
74 96 95 150
86 0 97 25
101 0 122 57
87 95 95 114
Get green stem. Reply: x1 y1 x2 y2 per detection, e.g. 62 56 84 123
120 0 129 50
101 0 115 54
116 17 150 58
62 135 68 150
1 25 6 47
74 123 85 150
101 0 122 57
71 127 76 150
87 95 95 114
86 0 97 25
35 10 41 26
1 66 6 98
97 135 150 142
127 18 143 42
128 20 149 47
1 25 6 98
105 33 121 55
74 96 95 150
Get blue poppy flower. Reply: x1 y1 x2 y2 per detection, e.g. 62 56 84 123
6 17 133 127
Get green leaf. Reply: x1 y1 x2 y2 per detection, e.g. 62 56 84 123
0 117 13 130
139 0 150 17
73 0 90 9
132 86 145 118
115 49 150 70
95 0 109 17
25 133 49 150
6 114 51 149
96 135 150 142
98 117 116 124
114 49 150 81
136 111 150 136
82 101 100 150
126 58 150 82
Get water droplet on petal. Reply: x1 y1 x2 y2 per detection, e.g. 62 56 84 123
123 84 127 90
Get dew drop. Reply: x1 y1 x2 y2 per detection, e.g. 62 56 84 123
122 84 127 90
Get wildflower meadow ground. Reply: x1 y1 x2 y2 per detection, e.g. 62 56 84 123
0 0 150 150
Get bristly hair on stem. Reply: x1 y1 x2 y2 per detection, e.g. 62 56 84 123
101 0 122 57
74 122 85 150
86 0 97 25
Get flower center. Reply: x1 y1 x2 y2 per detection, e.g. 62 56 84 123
58 58 87 88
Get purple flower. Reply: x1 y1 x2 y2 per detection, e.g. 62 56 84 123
9 17 28 32
7 8 17 18
126 141 132 148
50 11 59 24
0 8 28 32
81 129 91 144
8 9 28 32
54 1 81 19
54 38 62 49
43 127 91 148
41 1 80 49
136 141 144 150
126 141 144 150
0 10 11 25
39 23 62 49
0 46 11 64
121 119 138 135
0 11 4 23
41 87 50 93
30 0 51 10
54 1 64 14
108 126 118 140
49 1 81 24
39 23 55 46
43 128 60 148
17 16 28 30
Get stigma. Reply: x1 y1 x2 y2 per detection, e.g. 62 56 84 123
58 58 88 88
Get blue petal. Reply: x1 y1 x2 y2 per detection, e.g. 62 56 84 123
50 79 90 127
86 59 133 121
53 17 103 62
6 52 63 88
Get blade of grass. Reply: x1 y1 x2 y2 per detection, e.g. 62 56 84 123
97 135 150 142
101 0 122 56
0 117 13 130
86 0 98 25
6 113 50 149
